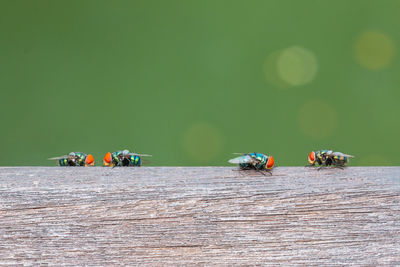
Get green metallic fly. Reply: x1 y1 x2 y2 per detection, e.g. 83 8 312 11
228 152 275 175
307 150 354 169
103 149 152 167
48 152 95 166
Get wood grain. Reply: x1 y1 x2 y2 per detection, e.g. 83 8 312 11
0 167 399 265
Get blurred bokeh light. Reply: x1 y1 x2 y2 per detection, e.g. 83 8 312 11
277 46 318 87
354 31 395 70
264 46 318 89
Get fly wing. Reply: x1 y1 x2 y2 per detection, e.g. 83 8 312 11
323 150 334 156
228 154 253 164
141 159 152 164
129 153 152 157
121 149 130 155
332 152 355 158
48 155 68 160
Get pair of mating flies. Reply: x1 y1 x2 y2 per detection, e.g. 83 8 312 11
48 150 151 167
228 150 354 174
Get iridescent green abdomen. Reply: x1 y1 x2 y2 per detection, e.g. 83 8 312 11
239 152 267 170
332 155 348 166
129 155 142 166
59 158 69 166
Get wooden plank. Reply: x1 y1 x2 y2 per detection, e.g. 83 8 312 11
0 167 399 265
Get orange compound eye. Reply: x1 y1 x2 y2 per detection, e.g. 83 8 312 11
103 152 112 166
266 156 274 169
85 154 94 166
308 151 315 164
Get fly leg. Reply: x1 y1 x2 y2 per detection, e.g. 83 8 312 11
332 159 345 170
256 170 267 176
112 161 119 168
265 169 273 176
334 165 345 170
318 158 333 170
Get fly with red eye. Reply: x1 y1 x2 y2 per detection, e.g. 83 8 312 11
306 150 354 169
103 149 152 167
48 152 95 166
228 152 275 175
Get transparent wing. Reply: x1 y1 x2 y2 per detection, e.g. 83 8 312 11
141 159 152 164
323 150 334 156
332 152 355 158
48 155 68 160
121 149 130 155
128 152 153 157
228 155 253 164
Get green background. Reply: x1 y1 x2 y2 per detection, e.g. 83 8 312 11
0 0 399 166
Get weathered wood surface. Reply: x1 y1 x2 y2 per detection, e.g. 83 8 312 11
0 167 399 266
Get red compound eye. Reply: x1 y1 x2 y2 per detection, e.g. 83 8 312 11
103 152 112 165
308 151 315 163
266 156 274 169
86 154 94 165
